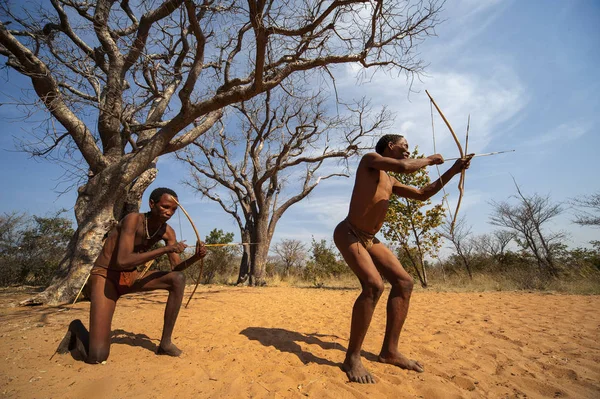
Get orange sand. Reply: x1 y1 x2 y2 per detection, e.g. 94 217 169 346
0 286 599 398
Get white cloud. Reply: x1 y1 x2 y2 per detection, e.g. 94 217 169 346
522 121 590 147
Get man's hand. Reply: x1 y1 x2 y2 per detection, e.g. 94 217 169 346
451 153 474 174
195 241 207 259
427 154 444 165
166 241 187 254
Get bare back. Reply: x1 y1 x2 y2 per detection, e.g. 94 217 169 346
346 155 395 235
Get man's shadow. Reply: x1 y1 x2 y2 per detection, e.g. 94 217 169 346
110 329 158 353
240 327 348 368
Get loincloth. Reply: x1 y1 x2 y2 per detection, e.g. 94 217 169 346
90 265 139 296
344 219 379 251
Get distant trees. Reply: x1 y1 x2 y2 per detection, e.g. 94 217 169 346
0 212 74 286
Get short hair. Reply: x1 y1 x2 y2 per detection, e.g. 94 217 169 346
375 134 404 155
149 187 178 203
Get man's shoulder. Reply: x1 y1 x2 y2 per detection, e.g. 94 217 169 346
358 152 379 166
357 152 383 170
122 212 143 222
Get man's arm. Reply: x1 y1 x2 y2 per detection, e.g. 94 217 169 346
363 152 444 174
392 156 473 200
115 214 186 269
166 227 207 272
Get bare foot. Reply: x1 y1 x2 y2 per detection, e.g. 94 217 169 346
378 351 424 373
156 342 182 357
343 354 376 383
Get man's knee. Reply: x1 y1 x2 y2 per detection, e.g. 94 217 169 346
169 271 186 291
87 346 110 364
390 275 414 296
363 279 385 302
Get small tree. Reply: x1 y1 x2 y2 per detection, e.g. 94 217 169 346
304 238 346 287
200 229 237 284
381 148 445 287
274 239 306 278
471 230 515 268
490 180 565 277
439 216 475 279
570 192 600 227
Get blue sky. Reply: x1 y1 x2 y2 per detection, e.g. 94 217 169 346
1 0 599 254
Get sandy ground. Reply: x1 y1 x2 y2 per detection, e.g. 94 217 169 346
0 286 599 399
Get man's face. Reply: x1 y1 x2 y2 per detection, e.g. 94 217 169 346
149 194 179 222
389 137 410 159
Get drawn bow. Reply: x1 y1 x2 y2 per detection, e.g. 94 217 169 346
426 90 468 235
168 195 205 308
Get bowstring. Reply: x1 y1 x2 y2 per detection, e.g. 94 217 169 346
430 100 454 224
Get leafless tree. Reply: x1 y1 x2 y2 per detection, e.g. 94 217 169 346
273 239 306 278
570 192 600 227
489 180 565 277
0 0 443 303
179 86 390 284
472 230 515 263
440 216 474 279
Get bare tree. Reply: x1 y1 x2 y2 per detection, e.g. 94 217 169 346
440 216 474 279
489 180 565 277
179 86 390 284
472 230 515 264
570 192 600 227
273 239 306 278
0 0 443 303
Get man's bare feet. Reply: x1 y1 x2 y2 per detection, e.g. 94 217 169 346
378 351 424 372
156 342 182 357
343 354 376 383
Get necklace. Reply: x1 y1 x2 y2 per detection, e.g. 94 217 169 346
144 213 164 240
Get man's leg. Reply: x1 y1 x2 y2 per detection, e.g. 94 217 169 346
369 243 423 372
55 319 89 361
333 222 384 384
132 271 186 356
87 274 118 364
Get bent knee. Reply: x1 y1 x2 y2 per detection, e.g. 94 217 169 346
362 279 385 301
87 347 109 364
391 275 414 294
170 271 186 290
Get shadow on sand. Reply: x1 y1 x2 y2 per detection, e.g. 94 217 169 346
240 327 348 368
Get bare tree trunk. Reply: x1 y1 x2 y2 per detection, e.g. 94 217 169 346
249 219 272 286
237 227 252 285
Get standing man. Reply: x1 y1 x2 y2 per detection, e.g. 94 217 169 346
334 134 472 383
58 187 206 363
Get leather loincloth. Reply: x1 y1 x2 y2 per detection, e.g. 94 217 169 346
345 219 379 251
90 265 139 296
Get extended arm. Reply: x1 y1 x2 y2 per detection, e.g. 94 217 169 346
363 152 444 174
392 156 473 200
